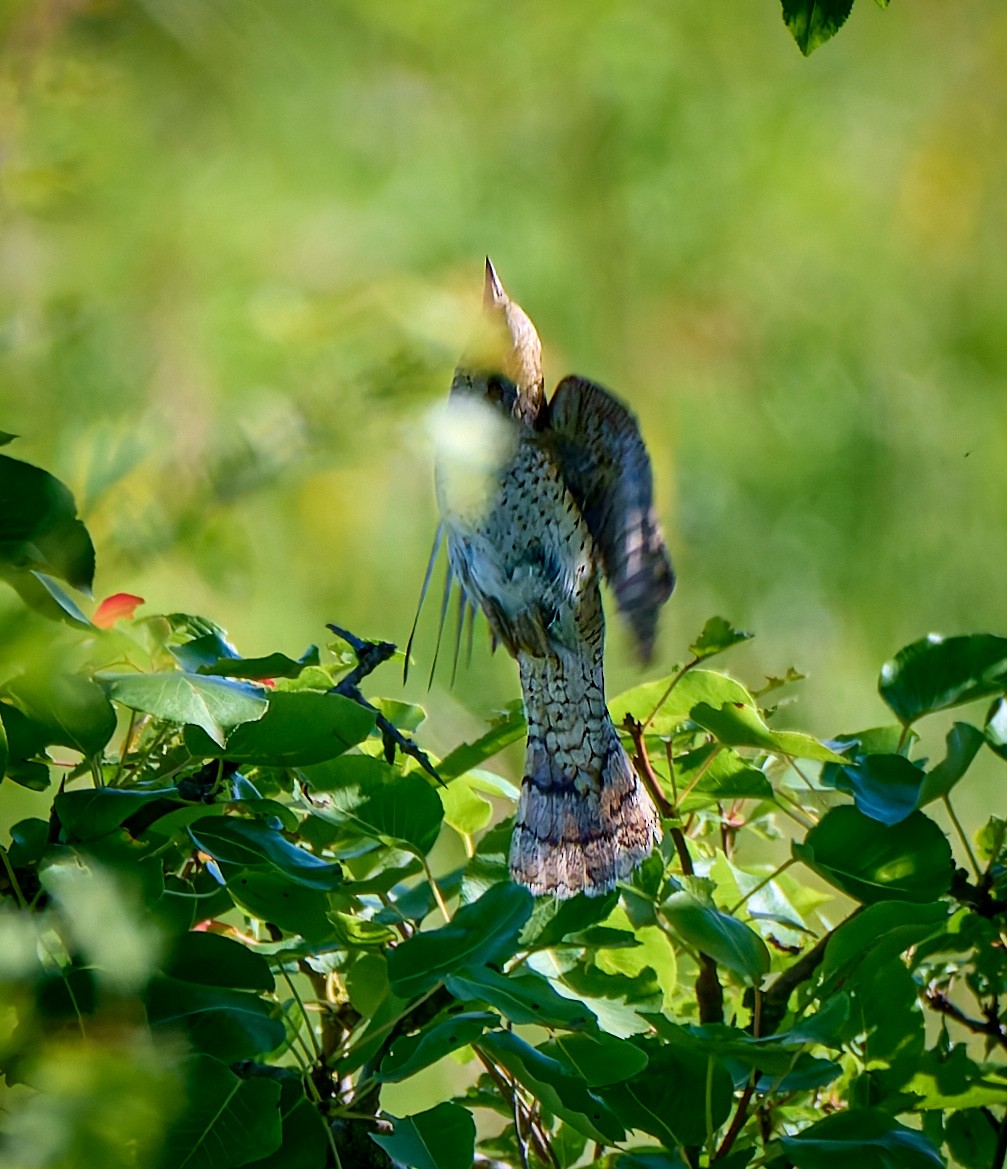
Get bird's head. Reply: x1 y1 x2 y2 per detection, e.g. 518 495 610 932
451 258 545 426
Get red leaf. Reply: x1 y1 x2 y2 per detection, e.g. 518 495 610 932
93 592 144 629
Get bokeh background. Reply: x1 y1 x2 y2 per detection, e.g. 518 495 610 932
2 0 1006 783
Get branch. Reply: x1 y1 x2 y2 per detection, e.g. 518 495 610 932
922 985 1007 1052
327 623 442 783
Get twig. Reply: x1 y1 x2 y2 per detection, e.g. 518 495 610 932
922 984 1007 1051
625 715 673 818
714 1079 756 1161
327 623 442 783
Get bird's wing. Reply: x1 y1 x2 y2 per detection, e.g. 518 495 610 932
546 375 674 660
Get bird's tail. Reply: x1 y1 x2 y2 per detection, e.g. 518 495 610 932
509 648 659 898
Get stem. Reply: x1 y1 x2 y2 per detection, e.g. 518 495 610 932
788 759 817 793
90 757 105 789
675 745 723 813
704 1056 716 1164
727 858 797 916
0 847 27 909
993 1109 1007 1169
281 966 323 1063
773 790 816 830
625 716 673 818
421 856 452 922
642 657 700 732
113 707 137 785
944 795 981 880
714 1079 756 1161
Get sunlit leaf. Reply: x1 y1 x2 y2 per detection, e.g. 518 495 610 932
688 616 753 661
184 690 374 766
101 671 268 746
189 816 343 890
446 965 596 1029
437 701 526 780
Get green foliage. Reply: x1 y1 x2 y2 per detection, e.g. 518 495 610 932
4 454 1007 1169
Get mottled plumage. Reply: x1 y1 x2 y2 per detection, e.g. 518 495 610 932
432 259 674 897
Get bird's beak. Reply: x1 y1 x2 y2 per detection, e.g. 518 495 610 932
484 256 507 308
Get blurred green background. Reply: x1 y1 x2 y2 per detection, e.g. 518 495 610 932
2 0 1006 763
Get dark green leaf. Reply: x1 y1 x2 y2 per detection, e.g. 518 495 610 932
604 1039 733 1147
189 816 343 890
0 710 7 781
660 891 770 982
793 806 953 903
6 817 49 866
196 646 320 680
756 1052 840 1093
478 1029 624 1144
0 452 95 590
781 0 855 56
0 432 17 447
437 700 526 780
387 882 533 999
919 721 985 804
446 965 596 1029
7 671 116 759
160 1054 282 1169
0 702 54 790
689 616 753 661
226 871 336 940
242 1076 328 1169
101 671 268 747
56 787 181 840
615 1154 689 1169
826 754 924 826
303 755 443 855
879 633 1007 725
20 569 93 626
538 1032 649 1086
522 890 619 948
161 930 274 991
945 1109 1000 1169
371 1102 475 1169
780 1108 944 1168
819 900 948 985
184 690 374 766
377 1011 497 1082
146 976 284 1061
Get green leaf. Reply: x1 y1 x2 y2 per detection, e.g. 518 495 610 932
690 700 845 762
242 1075 329 1169
0 703 51 790
303 756 443 855
196 646 320 680
879 634 1007 725
781 0 855 56
184 690 374 765
0 451 95 590
537 1032 649 1086
371 1102 475 1169
101 671 268 747
610 669 754 737
478 1029 624 1144
825 753 925 826
780 1108 944 1168
189 816 343 890
437 701 526 781
522 890 619 948
377 1011 497 1082
386 882 533 999
603 1039 733 1148
0 703 9 781
446 965 596 1029
793 806 953 904
689 616 753 661
818 900 948 985
56 787 181 840
145 976 285 1061
945 1109 1001 1169
160 1054 282 1169
161 930 275 991
22 569 94 626
7 671 116 759
439 774 501 835
615 1154 689 1169
919 721 985 804
660 891 770 982
0 431 17 447
676 745 773 811
226 872 336 941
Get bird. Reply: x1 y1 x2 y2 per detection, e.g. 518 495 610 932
427 258 675 897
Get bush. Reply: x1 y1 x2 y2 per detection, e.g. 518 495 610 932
2 445 1006 1169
